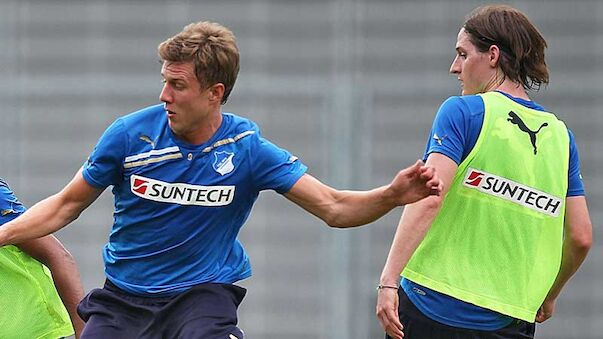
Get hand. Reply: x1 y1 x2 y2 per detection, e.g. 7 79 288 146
387 160 442 205
376 288 404 339
535 297 556 323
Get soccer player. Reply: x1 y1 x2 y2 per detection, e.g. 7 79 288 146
0 22 441 338
0 178 84 339
376 5 592 339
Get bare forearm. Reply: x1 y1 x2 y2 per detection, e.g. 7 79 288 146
546 239 590 300
380 197 441 285
0 194 80 246
47 251 85 337
326 186 398 228
285 160 443 229
284 174 399 229
546 196 593 300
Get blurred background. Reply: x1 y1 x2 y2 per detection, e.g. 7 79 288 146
0 0 600 338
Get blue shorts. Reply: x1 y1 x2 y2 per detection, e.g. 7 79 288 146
386 288 536 339
77 280 246 339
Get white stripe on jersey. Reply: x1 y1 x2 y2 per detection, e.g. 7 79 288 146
202 130 255 153
125 146 181 162
124 152 183 169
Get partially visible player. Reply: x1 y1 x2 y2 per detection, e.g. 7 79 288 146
0 178 85 339
376 5 592 339
0 21 441 338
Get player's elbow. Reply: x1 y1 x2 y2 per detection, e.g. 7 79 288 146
569 221 593 254
322 208 360 229
42 241 78 270
421 194 444 212
58 246 77 265
323 213 347 228
574 233 592 254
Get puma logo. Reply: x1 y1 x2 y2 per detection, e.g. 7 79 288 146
139 134 155 148
432 133 448 146
507 111 548 155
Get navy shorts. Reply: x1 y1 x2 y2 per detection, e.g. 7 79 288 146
77 280 246 339
386 288 535 339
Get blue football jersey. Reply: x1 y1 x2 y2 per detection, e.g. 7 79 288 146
82 104 307 296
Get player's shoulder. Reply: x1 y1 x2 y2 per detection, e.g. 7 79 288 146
440 95 484 114
435 95 485 125
119 104 165 126
223 112 259 130
107 104 166 139
221 112 261 140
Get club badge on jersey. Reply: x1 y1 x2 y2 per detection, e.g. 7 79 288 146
213 151 235 176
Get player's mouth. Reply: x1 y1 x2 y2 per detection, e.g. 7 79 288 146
163 104 176 116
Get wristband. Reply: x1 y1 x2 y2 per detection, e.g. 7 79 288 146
376 284 398 291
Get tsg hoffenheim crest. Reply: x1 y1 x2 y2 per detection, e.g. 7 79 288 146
213 151 235 176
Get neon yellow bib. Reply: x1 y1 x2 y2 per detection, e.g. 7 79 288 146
0 245 73 339
403 92 569 322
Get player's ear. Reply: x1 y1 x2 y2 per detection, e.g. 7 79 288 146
488 45 501 68
208 83 225 103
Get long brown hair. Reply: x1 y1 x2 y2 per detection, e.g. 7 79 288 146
463 5 549 90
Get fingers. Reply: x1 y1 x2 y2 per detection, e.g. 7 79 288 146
376 291 404 339
399 160 425 178
391 160 441 203
419 166 442 196
377 311 404 339
429 179 443 196
535 310 551 323
535 305 553 323
430 187 441 196
536 299 555 323
418 164 435 179
386 312 404 339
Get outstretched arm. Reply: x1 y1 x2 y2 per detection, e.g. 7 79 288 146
376 153 457 339
535 196 592 323
18 236 85 338
284 160 442 228
0 169 104 246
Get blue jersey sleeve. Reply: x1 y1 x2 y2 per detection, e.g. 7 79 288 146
82 118 127 188
0 179 26 225
567 129 585 197
250 136 307 193
423 96 483 165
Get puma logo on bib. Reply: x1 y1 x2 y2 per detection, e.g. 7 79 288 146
507 111 548 155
